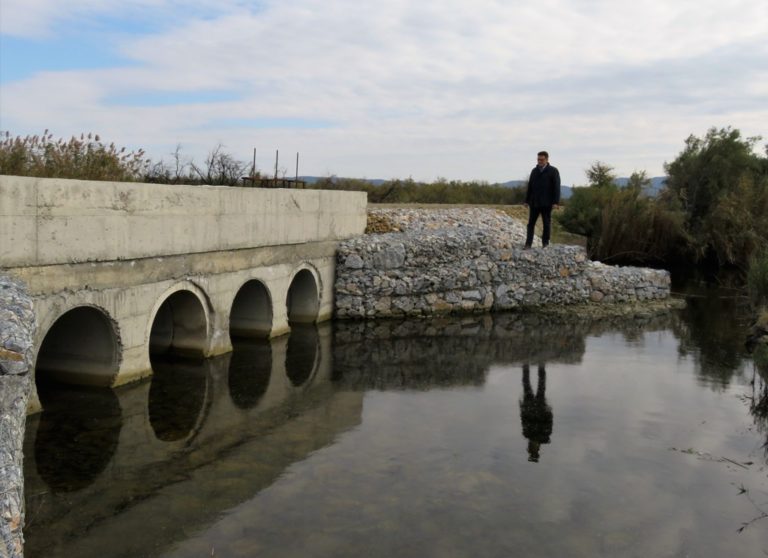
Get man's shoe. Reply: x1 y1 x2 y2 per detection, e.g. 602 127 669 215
523 244 532 250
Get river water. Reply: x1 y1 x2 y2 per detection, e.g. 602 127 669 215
23 286 768 557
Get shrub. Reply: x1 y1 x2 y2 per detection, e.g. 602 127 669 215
0 131 147 181
144 144 249 186
556 162 619 254
662 126 768 268
592 186 690 264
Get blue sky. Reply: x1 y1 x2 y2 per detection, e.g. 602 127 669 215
1 0 767 185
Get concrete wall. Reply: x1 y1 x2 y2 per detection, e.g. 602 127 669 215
0 176 367 267
0 176 368 413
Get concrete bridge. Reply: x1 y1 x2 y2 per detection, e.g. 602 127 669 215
0 175 366 413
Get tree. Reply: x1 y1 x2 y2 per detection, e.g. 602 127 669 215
585 161 617 189
662 126 768 267
557 162 619 253
626 170 651 193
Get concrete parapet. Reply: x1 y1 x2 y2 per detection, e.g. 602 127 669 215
0 176 367 267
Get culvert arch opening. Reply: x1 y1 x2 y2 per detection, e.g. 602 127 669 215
286 269 319 325
149 290 208 359
35 306 120 388
230 280 273 340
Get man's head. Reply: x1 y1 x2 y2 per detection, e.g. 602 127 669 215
537 151 549 167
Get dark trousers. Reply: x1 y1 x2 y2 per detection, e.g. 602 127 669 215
525 205 553 247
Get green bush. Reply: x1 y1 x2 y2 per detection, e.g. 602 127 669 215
662 127 768 268
592 186 690 264
559 131 768 270
556 161 619 254
0 131 147 181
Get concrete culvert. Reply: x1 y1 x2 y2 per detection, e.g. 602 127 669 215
35 306 120 387
230 280 273 340
149 290 208 359
286 269 319 324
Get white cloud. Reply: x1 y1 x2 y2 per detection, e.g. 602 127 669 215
1 0 767 183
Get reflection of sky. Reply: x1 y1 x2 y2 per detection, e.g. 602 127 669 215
163 329 768 558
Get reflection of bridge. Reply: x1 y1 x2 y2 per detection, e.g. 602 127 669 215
23 324 365 558
0 176 366 412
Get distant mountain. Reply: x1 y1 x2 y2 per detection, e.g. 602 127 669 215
613 176 667 197
500 179 574 199
501 180 526 188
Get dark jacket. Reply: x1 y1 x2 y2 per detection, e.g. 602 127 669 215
525 164 561 207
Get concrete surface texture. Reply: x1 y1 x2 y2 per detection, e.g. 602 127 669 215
0 176 367 267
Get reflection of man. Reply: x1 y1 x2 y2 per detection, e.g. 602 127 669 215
520 363 553 462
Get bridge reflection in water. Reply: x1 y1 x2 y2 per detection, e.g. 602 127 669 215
24 312 678 558
25 322 356 558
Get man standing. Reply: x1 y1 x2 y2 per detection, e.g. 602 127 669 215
524 151 561 249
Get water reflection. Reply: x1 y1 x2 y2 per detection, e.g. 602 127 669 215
520 363 553 463
285 324 319 387
33 383 122 493
331 312 678 390
673 281 752 389
23 325 348 558
748 348 768 457
23 302 768 558
229 339 271 410
148 357 211 442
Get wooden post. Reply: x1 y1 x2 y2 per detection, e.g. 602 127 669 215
295 152 299 183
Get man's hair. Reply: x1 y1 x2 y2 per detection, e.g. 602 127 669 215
537 151 549 159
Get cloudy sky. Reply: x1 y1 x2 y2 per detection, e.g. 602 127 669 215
1 0 766 185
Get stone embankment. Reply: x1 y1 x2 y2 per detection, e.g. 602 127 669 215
0 277 35 558
335 208 675 319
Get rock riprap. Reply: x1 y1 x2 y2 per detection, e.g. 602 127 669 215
335 208 672 319
1 276 35 558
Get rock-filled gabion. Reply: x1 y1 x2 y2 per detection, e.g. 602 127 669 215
335 208 672 319
1 276 35 558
